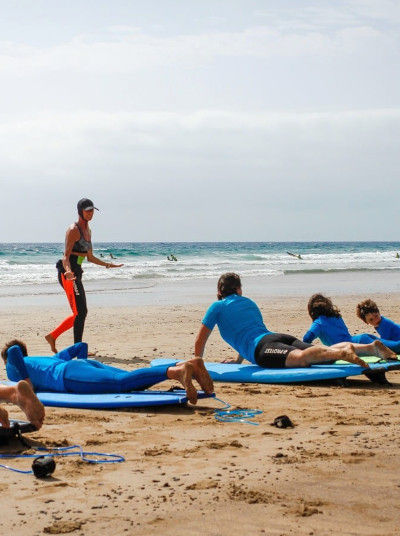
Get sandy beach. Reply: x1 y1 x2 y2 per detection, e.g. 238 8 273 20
1 292 400 535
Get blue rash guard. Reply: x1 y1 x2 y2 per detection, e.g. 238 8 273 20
376 316 400 341
303 316 352 346
303 316 400 352
202 294 271 364
6 343 87 392
6 342 171 394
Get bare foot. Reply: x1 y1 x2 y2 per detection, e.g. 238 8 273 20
167 362 198 404
373 340 398 361
341 344 368 368
0 406 10 428
45 334 57 354
12 381 45 430
186 357 214 395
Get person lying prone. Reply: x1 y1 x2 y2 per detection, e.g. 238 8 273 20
1 341 214 406
195 273 394 369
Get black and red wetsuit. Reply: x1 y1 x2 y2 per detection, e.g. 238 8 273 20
51 224 91 343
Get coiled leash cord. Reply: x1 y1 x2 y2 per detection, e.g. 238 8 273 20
213 397 262 425
0 427 125 475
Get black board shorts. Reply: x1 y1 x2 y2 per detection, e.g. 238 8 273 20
254 333 313 368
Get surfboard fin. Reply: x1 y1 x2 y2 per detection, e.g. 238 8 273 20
364 369 392 386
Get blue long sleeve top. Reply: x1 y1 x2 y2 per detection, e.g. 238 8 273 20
303 316 352 346
6 342 88 392
376 316 400 340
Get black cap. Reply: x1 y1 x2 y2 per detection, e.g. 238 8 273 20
77 198 99 215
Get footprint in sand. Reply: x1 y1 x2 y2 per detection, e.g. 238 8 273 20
43 520 85 534
206 440 244 449
186 479 219 490
144 447 172 456
295 501 323 517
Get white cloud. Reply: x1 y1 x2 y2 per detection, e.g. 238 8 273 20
255 0 400 31
1 107 398 184
0 17 397 77
0 1 398 241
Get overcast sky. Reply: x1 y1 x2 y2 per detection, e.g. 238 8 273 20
0 0 399 242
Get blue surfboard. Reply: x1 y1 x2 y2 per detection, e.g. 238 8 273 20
0 382 213 408
150 358 400 384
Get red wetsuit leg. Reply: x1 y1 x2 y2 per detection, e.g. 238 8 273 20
50 274 78 340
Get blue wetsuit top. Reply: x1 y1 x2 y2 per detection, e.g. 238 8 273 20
303 316 352 346
202 294 271 364
376 316 400 340
6 343 87 392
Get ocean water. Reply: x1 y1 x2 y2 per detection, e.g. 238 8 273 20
1 241 400 290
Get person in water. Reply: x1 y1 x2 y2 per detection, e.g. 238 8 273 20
194 273 379 369
356 299 400 343
0 381 45 430
45 198 123 353
2 341 214 405
303 294 400 354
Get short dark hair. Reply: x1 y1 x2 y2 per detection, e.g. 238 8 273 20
1 339 28 362
356 299 380 322
217 273 242 300
307 294 341 320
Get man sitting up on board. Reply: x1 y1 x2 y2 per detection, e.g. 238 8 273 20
194 273 395 369
0 381 45 430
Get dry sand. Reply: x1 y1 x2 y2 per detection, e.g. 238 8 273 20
0 293 400 536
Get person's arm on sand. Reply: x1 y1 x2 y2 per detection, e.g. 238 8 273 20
222 353 244 364
86 249 123 269
303 330 316 343
5 346 33 390
57 342 88 361
303 319 321 344
194 324 212 358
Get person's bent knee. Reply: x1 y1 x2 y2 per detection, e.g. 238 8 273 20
285 350 308 368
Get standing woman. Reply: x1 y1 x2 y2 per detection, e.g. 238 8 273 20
45 198 123 353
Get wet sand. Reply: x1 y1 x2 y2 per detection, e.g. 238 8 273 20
0 293 399 535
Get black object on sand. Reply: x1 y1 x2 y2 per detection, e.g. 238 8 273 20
272 415 294 428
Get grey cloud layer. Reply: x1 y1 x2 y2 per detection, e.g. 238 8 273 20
0 0 398 241
1 108 398 241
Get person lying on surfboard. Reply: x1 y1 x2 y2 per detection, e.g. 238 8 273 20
2 341 213 405
304 294 400 354
356 299 400 347
194 273 394 369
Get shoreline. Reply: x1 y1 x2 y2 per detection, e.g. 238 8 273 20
1 269 400 309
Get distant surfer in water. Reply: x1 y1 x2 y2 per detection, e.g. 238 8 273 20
287 251 302 260
45 198 123 354
194 273 373 369
3 341 213 405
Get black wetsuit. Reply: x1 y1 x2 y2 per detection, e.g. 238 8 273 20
52 224 91 343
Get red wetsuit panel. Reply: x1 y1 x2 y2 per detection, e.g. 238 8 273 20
50 272 87 342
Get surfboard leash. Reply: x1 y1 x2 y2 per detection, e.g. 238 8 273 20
213 397 263 425
0 426 125 475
